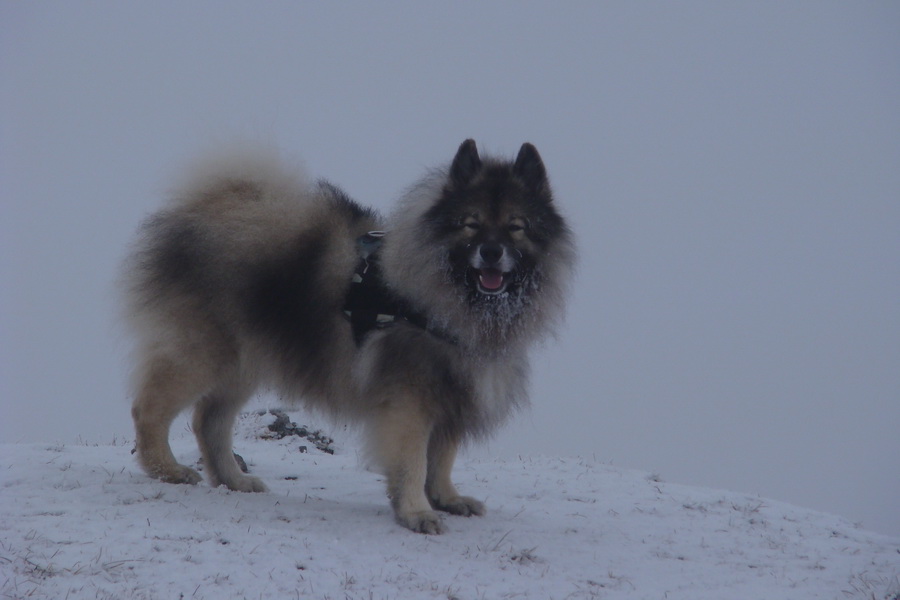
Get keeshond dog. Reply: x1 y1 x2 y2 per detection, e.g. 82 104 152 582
122 139 575 533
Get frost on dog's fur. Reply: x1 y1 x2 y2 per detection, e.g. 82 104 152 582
120 140 576 533
381 142 575 353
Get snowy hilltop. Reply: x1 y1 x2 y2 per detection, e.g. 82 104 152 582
1 409 897 600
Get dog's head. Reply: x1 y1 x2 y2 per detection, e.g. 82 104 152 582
424 139 566 306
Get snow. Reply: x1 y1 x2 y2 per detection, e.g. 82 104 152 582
1 409 897 600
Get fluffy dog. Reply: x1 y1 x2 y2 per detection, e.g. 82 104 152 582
122 140 575 533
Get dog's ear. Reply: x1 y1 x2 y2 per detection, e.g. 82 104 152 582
450 139 482 187
513 143 548 192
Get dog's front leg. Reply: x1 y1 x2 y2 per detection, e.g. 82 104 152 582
372 396 444 534
426 435 485 517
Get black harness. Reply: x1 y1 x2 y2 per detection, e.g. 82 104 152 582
342 232 433 345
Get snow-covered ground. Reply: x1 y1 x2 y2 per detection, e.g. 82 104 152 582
2 408 897 600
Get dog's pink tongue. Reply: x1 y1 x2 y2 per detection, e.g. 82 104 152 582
479 269 504 290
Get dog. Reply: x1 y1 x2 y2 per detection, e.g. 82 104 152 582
121 139 576 533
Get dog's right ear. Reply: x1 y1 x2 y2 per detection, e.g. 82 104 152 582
513 142 548 193
450 139 482 187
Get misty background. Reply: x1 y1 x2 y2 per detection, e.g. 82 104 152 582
2 3 898 536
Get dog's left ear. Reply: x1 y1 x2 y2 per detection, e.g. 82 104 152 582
450 139 482 188
513 143 548 192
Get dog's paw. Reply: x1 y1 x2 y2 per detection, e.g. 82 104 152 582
397 510 445 535
159 465 203 485
435 496 486 517
223 475 268 493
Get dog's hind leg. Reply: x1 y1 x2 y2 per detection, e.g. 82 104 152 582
131 357 205 485
193 385 266 493
371 396 444 534
426 435 485 517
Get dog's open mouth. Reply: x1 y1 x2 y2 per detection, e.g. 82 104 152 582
477 268 508 295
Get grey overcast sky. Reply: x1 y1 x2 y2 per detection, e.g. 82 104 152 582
2 2 898 536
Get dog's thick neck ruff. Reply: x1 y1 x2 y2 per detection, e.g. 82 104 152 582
343 232 457 346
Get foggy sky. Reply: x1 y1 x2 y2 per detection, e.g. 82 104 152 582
2 2 898 536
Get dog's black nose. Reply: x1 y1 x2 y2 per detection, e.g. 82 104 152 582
479 242 504 265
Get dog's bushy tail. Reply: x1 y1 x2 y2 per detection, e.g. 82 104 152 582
166 143 312 209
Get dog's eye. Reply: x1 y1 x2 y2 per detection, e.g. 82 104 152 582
507 219 528 234
463 220 481 231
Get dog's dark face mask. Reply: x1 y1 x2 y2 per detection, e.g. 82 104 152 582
424 139 565 309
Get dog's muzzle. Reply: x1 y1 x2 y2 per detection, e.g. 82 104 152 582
472 242 514 295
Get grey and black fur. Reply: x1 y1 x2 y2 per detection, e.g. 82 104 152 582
122 140 576 533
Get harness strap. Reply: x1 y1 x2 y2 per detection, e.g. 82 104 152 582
342 232 432 345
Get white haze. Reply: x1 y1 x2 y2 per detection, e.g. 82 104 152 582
1 2 898 536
